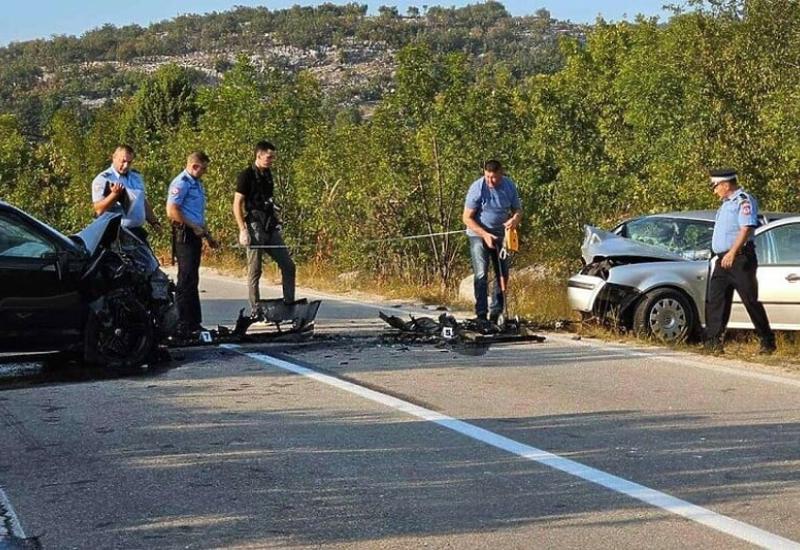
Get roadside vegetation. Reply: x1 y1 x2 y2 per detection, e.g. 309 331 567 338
1 1 799 358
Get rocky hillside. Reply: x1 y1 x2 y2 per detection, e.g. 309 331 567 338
0 2 587 132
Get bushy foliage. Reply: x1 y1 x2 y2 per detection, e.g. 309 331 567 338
2 1 800 289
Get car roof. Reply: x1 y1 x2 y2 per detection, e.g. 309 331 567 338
756 215 800 233
642 210 717 221
627 210 798 223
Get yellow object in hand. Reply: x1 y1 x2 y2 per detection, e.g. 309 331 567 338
504 226 519 253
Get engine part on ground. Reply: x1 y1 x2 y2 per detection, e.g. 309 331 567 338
379 312 546 344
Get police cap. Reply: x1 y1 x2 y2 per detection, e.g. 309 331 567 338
709 168 737 187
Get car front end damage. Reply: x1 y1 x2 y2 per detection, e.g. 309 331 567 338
567 226 708 341
568 270 642 327
75 214 178 368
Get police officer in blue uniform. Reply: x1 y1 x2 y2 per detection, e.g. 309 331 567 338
166 151 219 335
704 168 775 354
92 145 161 243
462 159 522 323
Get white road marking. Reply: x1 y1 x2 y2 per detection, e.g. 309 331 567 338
0 486 26 539
223 344 800 549
546 333 800 389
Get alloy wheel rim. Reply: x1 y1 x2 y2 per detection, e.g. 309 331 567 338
648 298 687 341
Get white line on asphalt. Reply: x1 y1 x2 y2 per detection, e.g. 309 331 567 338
0 486 26 539
546 333 800 389
223 344 800 549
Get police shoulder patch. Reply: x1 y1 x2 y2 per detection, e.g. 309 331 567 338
740 200 752 215
170 186 180 196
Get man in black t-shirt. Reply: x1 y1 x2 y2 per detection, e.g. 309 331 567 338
232 141 296 312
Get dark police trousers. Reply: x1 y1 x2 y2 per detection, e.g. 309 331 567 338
174 226 203 331
704 243 774 346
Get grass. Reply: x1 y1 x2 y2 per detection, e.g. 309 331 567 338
576 315 800 371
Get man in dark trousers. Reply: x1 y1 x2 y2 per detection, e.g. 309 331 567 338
167 151 219 336
233 141 296 315
704 168 776 354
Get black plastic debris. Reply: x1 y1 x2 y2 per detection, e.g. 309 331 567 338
379 312 546 344
167 298 321 348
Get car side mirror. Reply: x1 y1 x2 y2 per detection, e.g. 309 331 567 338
43 250 68 280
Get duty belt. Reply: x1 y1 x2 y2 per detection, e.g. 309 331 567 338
713 241 754 258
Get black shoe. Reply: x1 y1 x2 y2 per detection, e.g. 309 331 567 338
489 311 500 323
758 342 776 355
476 313 488 321
703 341 724 355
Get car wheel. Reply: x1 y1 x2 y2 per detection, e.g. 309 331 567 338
84 294 155 373
633 288 695 343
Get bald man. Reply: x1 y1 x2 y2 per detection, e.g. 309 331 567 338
91 144 161 243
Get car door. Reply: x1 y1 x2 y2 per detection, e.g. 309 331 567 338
729 220 800 329
0 210 84 351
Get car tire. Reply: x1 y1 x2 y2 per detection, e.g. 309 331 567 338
84 295 156 374
633 288 696 343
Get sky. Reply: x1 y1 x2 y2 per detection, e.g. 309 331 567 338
0 1 673 46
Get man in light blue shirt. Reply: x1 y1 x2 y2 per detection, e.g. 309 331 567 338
167 151 219 335
704 168 774 354
91 145 161 243
462 159 522 323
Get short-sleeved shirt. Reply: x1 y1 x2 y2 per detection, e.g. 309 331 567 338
236 165 274 213
167 170 206 227
91 166 147 228
464 176 522 237
711 189 758 254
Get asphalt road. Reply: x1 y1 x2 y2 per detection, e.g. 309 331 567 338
1 270 800 549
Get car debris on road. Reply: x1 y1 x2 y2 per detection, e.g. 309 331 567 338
379 311 546 345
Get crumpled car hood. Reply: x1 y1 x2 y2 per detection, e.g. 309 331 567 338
581 226 685 265
74 213 122 256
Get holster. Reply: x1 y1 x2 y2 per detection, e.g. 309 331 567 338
246 206 281 246
171 224 177 266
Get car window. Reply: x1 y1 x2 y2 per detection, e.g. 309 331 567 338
623 217 714 258
0 213 57 258
757 223 800 265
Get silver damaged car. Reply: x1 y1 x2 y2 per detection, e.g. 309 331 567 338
568 211 800 342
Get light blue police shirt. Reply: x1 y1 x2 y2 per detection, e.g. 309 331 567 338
91 166 147 228
167 170 206 227
711 189 758 254
464 176 522 237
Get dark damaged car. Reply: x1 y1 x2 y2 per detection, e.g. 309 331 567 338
568 211 800 342
0 201 177 369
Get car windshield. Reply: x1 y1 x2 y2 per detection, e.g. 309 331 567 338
0 213 57 258
620 217 714 260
